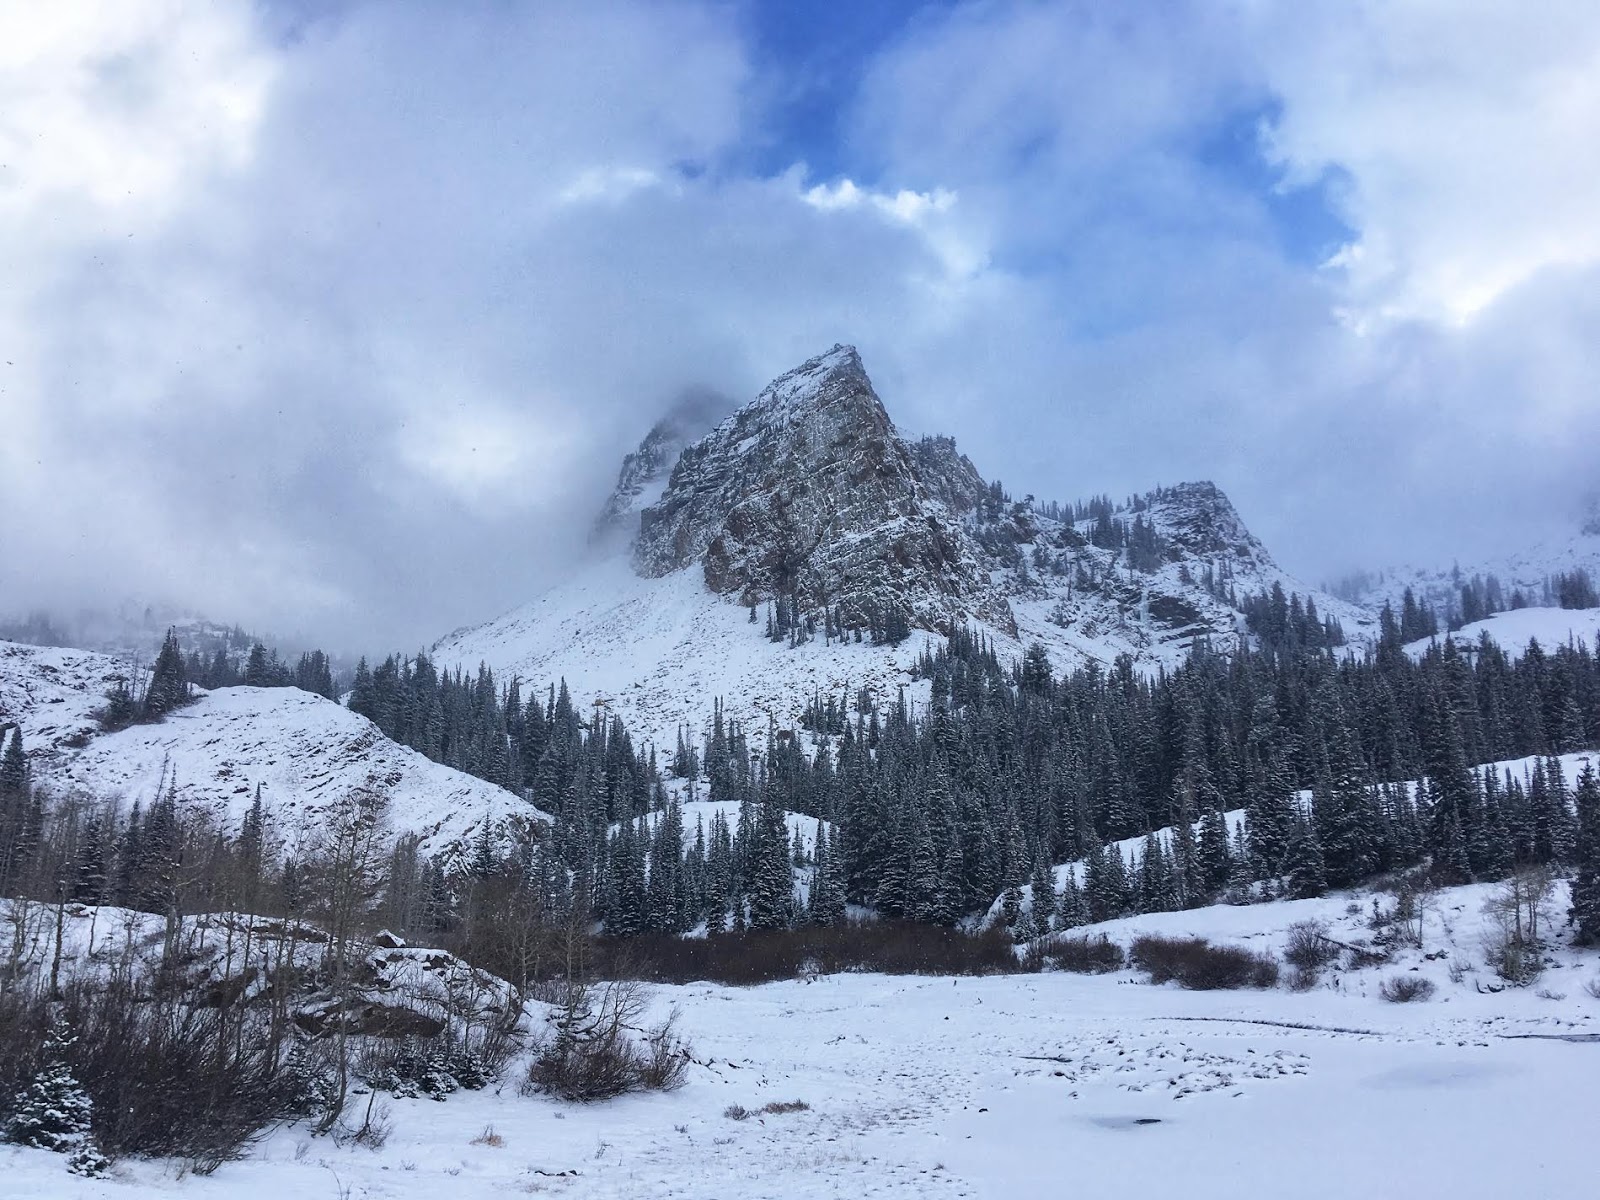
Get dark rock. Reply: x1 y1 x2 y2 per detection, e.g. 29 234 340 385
293 997 446 1039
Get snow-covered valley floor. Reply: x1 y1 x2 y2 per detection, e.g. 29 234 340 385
9 957 1596 1199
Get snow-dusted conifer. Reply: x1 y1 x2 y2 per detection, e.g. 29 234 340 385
1569 763 1600 943
8 1020 105 1175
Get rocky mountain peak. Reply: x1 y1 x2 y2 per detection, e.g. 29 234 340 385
1143 481 1274 567
632 346 1005 633
594 387 728 539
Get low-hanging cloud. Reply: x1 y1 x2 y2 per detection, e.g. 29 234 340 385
3 0 1597 655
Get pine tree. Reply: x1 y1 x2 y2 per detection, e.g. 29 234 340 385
8 1020 106 1175
0 727 32 893
1197 807 1231 895
1570 763 1600 943
142 628 191 720
747 803 794 931
1285 814 1327 899
1055 872 1087 929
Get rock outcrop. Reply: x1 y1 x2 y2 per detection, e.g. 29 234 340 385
594 387 728 539
632 345 1010 633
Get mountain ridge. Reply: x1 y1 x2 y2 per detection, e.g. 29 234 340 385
435 346 1376 748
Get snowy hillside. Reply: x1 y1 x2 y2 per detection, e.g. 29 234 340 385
1343 509 1600 620
0 641 146 770
0 640 543 852
628 797 832 857
1403 606 1600 660
996 749 1600 929
437 347 1374 749
58 687 546 851
436 556 936 752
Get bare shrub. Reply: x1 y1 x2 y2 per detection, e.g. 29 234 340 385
523 980 690 1103
1284 921 1338 971
1343 944 1390 970
0 980 297 1173
338 1094 392 1150
1031 933 1125 975
470 1125 504 1148
1287 966 1319 992
1482 928 1543 985
1481 867 1555 985
1130 935 1279 990
725 1099 808 1120
596 921 1017 985
1378 975 1436 1003
1584 977 1600 1000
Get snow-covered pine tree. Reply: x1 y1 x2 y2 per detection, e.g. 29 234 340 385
7 1020 107 1176
1569 763 1600 943
142 628 192 720
1029 856 1057 934
1197 806 1230 896
1055 871 1086 929
1285 814 1327 899
747 803 794 931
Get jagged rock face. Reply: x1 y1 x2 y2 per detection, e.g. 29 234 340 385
633 346 1006 632
1143 481 1275 566
594 387 727 538
907 435 990 517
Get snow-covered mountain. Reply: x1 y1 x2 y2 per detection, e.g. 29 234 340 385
436 346 1374 749
1402 606 1600 661
1338 501 1600 619
592 386 729 540
0 640 543 851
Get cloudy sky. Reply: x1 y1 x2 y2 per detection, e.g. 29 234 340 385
4 0 1598 652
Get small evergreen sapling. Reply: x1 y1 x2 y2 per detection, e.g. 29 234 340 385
7 1020 108 1176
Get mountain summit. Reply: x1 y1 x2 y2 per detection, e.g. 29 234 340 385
633 345 1002 633
435 347 1371 746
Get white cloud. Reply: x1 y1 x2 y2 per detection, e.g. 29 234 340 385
0 1 272 224
2 0 1596 650
1251 0 1600 326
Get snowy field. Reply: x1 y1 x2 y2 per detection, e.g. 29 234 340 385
1403 605 1600 659
9 884 1598 1200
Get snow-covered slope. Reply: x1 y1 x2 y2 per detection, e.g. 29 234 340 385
0 641 145 771
435 555 937 751
0 640 543 851
58 686 545 850
437 347 1372 749
1343 508 1600 620
1403 606 1600 660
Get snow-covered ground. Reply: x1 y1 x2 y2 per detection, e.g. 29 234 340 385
8 877 1597 1199
0 640 544 852
0 641 145 771
56 685 546 851
433 556 940 753
1351 520 1600 620
1404 605 1600 659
